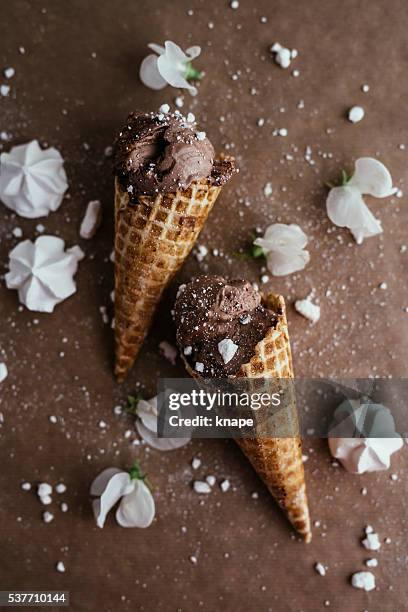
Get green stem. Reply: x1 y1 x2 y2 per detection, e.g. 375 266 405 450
125 392 144 415
128 461 152 490
185 62 203 81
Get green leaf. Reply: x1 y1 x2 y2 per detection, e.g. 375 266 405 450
233 234 266 261
125 392 144 415
128 461 152 489
185 62 203 81
341 169 350 185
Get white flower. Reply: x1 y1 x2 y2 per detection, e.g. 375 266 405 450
133 393 190 451
0 140 68 218
254 223 310 276
328 398 403 473
90 465 155 529
5 236 84 313
139 41 202 94
326 157 396 244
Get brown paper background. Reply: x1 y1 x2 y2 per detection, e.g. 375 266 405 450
1 1 407 610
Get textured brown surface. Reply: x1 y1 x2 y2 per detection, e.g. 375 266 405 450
114 177 221 381
1 1 408 611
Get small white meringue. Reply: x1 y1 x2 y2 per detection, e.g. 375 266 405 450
5 236 84 313
0 140 68 218
328 398 403 473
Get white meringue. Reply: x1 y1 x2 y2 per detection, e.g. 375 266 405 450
294 297 320 323
0 139 68 218
328 398 403 473
5 236 84 313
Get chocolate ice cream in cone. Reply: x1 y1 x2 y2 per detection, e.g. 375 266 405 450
113 111 235 382
173 276 311 542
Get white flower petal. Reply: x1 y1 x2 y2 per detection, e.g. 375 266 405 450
90 467 121 496
147 43 165 55
139 54 167 90
185 46 201 60
92 471 132 528
327 185 383 243
348 157 396 198
157 41 196 92
116 480 155 528
266 247 310 276
137 398 159 432
136 420 190 451
254 223 308 252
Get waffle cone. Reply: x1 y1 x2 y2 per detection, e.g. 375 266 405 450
114 177 222 382
182 292 311 542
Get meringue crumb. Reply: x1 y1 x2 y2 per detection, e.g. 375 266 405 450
4 67 15 79
191 457 201 470
295 298 321 324
365 558 378 568
21 482 31 491
351 571 375 592
0 363 8 383
159 340 178 365
206 475 216 487
263 182 273 197
220 479 230 492
55 483 67 494
362 532 381 551
193 480 211 494
43 511 54 523
314 563 326 576
195 362 204 373
79 200 102 239
56 561 66 573
218 339 238 364
348 106 365 123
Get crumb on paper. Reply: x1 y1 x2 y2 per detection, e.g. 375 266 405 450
295 298 321 324
193 480 211 494
362 532 381 551
0 362 8 383
159 340 178 365
79 200 102 239
263 182 273 197
195 244 208 262
314 563 326 576
270 43 297 69
220 479 230 492
348 106 365 123
43 511 54 523
191 457 201 470
351 571 375 592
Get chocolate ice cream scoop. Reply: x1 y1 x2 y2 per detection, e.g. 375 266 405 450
114 110 235 197
174 275 278 376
